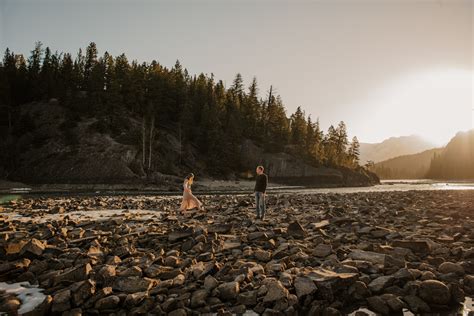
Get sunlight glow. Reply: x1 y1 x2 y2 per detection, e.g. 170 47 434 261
358 68 472 146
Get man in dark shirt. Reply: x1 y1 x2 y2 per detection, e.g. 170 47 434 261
254 165 268 220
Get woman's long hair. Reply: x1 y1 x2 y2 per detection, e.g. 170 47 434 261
185 173 194 185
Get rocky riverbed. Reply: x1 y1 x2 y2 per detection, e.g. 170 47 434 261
0 190 473 315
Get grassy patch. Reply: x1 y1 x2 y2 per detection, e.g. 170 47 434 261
0 195 21 205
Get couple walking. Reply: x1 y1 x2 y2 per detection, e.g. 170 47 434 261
179 166 268 220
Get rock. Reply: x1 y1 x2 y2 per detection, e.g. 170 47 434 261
112 276 154 293
0 296 20 315
420 270 435 281
287 221 307 239
20 238 46 257
97 265 116 284
438 262 465 275
164 256 181 267
323 307 342 316
248 232 269 241
204 275 219 291
124 292 147 308
263 279 289 302
393 268 415 282
94 295 121 310
367 296 389 314
403 295 430 313
312 244 333 257
312 220 330 229
464 275 474 294
208 224 233 234
348 281 370 300
381 294 406 312
279 272 292 288
217 281 240 301
196 252 214 261
168 309 187 316
238 291 257 306
384 255 405 274
368 275 394 293
418 280 450 304
54 264 92 285
254 249 272 262
168 228 194 242
391 240 431 255
52 289 71 312
294 276 317 298
62 308 82 316
348 249 385 265
71 279 96 306
449 282 465 304
307 268 358 301
190 289 208 308
117 266 142 277
51 206 65 214
370 227 392 238
222 241 241 251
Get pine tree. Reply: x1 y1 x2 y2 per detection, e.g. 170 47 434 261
335 121 349 165
84 42 98 88
290 106 307 149
348 136 360 168
28 41 43 100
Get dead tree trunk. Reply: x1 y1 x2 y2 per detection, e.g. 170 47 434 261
142 115 146 166
7 108 12 136
178 124 182 167
148 115 155 170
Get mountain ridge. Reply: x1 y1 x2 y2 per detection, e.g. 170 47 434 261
359 135 436 164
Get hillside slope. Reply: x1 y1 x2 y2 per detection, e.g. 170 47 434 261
426 130 474 180
1 101 379 187
373 148 443 179
360 135 435 164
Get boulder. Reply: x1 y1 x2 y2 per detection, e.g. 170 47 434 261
217 281 240 301
368 275 394 293
94 295 121 310
438 262 465 275
263 279 289 302
391 240 431 255
52 290 71 313
287 221 307 239
190 289 208 308
367 296 389 314
294 276 317 298
312 244 333 258
418 280 450 305
112 276 154 293
348 249 385 265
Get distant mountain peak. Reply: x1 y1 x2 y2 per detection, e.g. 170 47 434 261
359 135 436 163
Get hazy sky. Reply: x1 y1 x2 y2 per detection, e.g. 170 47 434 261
1 0 472 145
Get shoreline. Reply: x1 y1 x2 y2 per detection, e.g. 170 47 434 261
1 190 473 315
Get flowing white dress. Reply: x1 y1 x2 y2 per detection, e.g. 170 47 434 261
180 180 202 211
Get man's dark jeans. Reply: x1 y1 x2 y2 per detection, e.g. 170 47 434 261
255 192 266 219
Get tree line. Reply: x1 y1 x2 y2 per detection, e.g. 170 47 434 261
0 42 361 176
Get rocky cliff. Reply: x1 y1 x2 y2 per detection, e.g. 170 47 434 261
240 140 379 187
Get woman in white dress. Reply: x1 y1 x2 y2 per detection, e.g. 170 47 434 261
180 173 203 212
